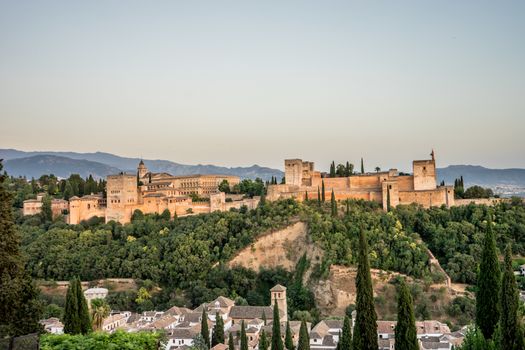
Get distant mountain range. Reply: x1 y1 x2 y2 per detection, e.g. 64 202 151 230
1 149 524 196
0 149 284 181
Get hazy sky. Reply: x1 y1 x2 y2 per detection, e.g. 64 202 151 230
1 1 524 171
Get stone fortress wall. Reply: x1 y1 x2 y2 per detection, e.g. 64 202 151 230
268 150 455 210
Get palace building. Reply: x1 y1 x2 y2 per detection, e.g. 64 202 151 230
24 161 257 225
267 151 455 210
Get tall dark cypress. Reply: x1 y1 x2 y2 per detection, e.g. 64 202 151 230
260 330 269 350
360 158 364 174
63 278 80 334
305 191 308 202
331 190 337 217
500 245 520 350
386 187 391 212
285 321 294 350
0 161 42 337
394 279 418 350
297 320 310 350
228 332 235 350
340 316 352 350
240 320 248 350
212 311 225 346
352 229 378 350
201 308 210 348
330 161 336 178
476 217 501 340
321 180 326 202
271 301 284 350
317 187 321 207
76 278 92 334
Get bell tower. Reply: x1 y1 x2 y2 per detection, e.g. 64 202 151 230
137 160 148 180
270 284 288 322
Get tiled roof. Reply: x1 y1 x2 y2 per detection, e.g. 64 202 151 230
270 284 287 292
229 306 274 320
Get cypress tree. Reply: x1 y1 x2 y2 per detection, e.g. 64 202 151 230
345 161 352 177
202 308 210 348
212 311 225 346
360 158 364 174
228 332 235 350
330 161 336 178
260 330 269 350
317 187 321 207
386 187 391 212
76 278 92 334
476 217 501 340
63 278 80 334
321 180 326 202
240 320 248 350
0 161 42 337
305 191 308 202
40 194 53 222
340 316 352 350
394 279 418 350
346 200 350 216
331 190 337 217
271 301 284 350
297 320 310 350
262 311 267 325
285 321 294 350
352 229 378 350
500 245 520 350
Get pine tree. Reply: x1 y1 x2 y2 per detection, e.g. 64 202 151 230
394 279 418 350
476 217 501 340
228 332 235 350
63 278 80 334
352 229 378 350
285 321 294 350
500 245 520 350
260 330 269 350
271 301 284 350
240 320 248 350
340 316 352 350
331 190 337 217
0 159 42 337
201 308 210 348
321 180 326 202
360 158 364 174
297 320 310 350
212 311 225 346
76 278 92 334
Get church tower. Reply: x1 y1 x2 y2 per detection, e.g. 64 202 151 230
137 160 148 180
270 284 288 322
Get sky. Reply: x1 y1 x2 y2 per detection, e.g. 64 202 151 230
1 1 524 172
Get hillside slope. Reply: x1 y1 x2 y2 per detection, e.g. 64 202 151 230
227 221 460 321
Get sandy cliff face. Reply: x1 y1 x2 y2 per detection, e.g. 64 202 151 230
228 221 324 272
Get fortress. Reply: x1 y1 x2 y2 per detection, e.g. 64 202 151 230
267 151 455 210
26 161 260 225
24 152 461 224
